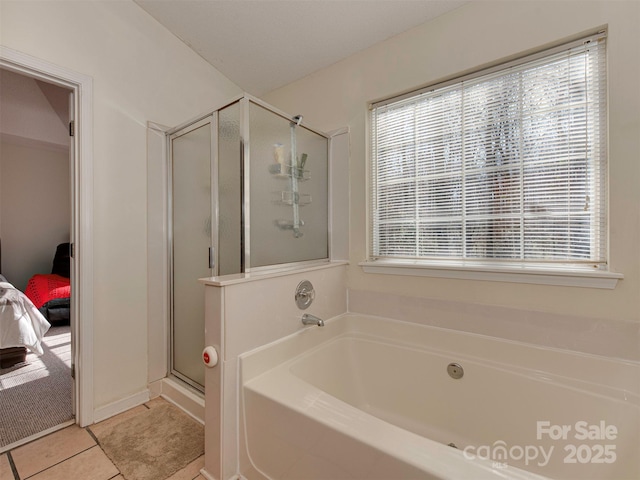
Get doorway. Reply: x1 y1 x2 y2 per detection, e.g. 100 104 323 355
0 67 74 451
0 46 94 449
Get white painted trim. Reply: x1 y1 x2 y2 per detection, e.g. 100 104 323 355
199 261 348 287
146 121 170 385
160 377 205 425
147 379 163 399
360 260 623 289
93 390 150 424
198 469 217 480
328 128 350 262
0 47 95 426
327 126 350 137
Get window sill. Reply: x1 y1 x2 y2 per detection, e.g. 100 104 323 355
359 260 623 289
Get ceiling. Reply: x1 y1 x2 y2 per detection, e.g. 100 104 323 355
134 0 467 96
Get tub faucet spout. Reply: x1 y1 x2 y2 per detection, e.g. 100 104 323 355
301 313 324 327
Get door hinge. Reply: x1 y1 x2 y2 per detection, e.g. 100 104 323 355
69 243 75 258
71 364 76 380
69 120 75 137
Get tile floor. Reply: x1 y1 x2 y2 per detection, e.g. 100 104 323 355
0 398 205 480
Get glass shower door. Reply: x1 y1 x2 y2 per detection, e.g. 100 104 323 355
170 118 213 389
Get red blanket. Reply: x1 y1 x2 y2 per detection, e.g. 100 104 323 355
24 274 71 309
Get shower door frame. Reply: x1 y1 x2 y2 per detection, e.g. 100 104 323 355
167 114 219 392
165 93 331 391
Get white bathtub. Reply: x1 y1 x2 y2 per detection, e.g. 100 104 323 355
240 314 639 479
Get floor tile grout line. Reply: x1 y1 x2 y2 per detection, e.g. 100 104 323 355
86 426 125 478
86 426 101 446
7 398 200 480
6 451 20 480
21 444 101 480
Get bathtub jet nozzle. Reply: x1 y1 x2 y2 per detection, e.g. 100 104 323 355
301 313 324 327
447 362 464 379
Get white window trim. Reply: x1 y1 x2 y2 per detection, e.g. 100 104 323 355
359 259 622 289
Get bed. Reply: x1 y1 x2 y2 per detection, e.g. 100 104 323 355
0 239 54 368
0 274 51 368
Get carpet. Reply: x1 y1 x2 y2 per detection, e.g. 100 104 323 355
94 402 204 480
0 326 73 448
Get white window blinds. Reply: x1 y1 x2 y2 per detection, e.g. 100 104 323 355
370 33 607 268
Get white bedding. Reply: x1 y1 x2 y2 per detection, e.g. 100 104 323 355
0 280 51 355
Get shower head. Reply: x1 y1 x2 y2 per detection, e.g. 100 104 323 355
292 115 303 126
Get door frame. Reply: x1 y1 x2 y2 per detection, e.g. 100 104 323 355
0 46 95 426
167 115 216 392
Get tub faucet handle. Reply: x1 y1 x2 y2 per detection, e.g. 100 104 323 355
295 280 315 309
301 313 324 327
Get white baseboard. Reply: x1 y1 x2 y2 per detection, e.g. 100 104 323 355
92 389 150 423
199 469 246 480
160 377 204 425
148 379 163 399
199 469 215 480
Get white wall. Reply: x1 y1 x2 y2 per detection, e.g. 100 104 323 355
0 140 70 290
202 263 348 480
264 2 640 332
0 66 71 291
0 0 242 410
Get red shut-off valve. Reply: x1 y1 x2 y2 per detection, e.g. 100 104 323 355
202 346 219 367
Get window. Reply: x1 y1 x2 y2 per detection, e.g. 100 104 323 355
369 33 610 279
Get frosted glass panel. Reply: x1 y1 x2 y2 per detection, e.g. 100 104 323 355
218 102 242 275
249 102 328 267
168 96 330 390
171 122 211 388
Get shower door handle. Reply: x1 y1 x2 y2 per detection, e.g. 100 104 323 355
208 247 215 270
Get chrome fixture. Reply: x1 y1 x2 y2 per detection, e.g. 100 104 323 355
295 280 315 309
301 313 324 327
447 363 464 379
289 115 304 237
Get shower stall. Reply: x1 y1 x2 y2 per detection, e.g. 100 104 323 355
167 95 329 391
